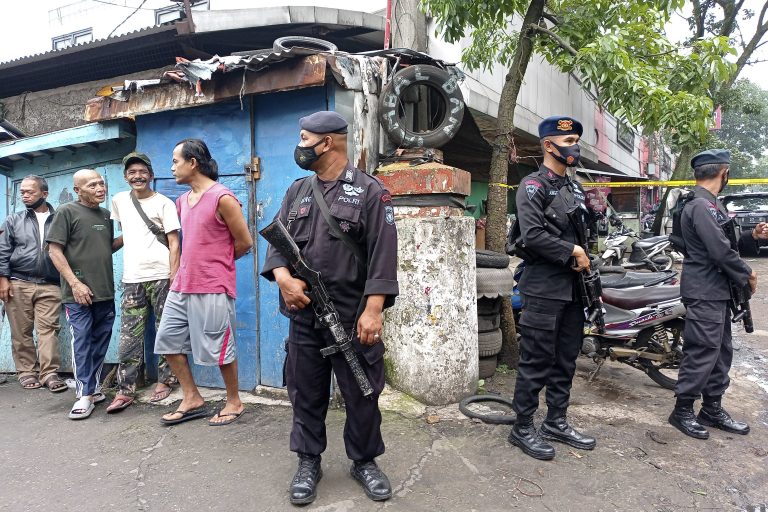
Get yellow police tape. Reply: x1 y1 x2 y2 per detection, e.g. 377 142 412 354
491 178 768 189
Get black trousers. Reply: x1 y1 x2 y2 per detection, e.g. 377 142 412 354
286 320 386 462
513 295 584 418
675 299 732 401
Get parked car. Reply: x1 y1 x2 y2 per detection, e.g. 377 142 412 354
721 192 768 255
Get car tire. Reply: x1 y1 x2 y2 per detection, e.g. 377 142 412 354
478 355 497 379
477 267 515 297
476 250 510 269
477 297 502 315
478 328 503 357
477 312 501 332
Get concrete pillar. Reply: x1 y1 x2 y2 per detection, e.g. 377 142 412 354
390 0 429 52
379 163 477 405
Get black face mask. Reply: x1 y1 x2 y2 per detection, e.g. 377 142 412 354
719 170 729 194
293 138 328 170
550 141 581 167
26 196 46 210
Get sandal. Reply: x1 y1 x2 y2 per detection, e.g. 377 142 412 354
149 385 173 403
92 392 106 404
68 397 95 420
19 375 42 390
43 375 68 393
208 408 246 426
106 395 134 413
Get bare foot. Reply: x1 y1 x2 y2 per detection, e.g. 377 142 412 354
162 395 205 422
209 400 245 425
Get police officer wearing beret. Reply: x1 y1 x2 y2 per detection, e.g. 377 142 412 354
261 111 399 504
509 116 596 460
668 149 768 439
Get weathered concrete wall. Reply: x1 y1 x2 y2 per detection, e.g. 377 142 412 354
0 66 171 136
382 216 478 405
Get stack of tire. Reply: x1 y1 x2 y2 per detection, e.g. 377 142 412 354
476 250 515 379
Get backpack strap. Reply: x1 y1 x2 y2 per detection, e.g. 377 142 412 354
130 192 169 248
310 175 367 267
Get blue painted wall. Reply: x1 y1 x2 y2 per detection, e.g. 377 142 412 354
254 86 330 387
135 100 259 390
0 138 136 372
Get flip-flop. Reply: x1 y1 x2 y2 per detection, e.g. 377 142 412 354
149 386 173 403
160 406 208 426
106 395 135 413
43 375 68 393
68 397 95 420
19 375 42 390
208 408 246 426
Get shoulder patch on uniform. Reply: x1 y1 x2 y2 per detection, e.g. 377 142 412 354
381 193 392 203
524 179 542 200
384 205 395 225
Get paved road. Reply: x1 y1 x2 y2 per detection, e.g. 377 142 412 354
1 256 767 511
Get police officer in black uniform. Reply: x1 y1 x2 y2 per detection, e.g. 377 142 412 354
509 116 596 460
261 111 399 505
669 149 768 439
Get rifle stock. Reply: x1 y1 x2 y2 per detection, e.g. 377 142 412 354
259 219 374 396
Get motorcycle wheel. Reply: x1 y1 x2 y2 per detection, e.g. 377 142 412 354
634 319 684 390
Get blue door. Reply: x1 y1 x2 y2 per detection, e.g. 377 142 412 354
253 86 331 387
136 102 258 390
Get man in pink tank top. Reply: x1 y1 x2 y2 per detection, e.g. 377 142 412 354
154 139 253 426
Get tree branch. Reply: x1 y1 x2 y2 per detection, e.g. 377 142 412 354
541 12 560 26
692 0 706 39
528 24 577 56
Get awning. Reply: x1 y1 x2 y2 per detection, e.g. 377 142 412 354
0 120 135 173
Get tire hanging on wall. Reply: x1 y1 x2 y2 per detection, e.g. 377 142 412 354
378 65 465 148
273 36 338 53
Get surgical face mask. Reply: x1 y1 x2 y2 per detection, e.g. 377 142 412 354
293 138 328 170
549 141 581 167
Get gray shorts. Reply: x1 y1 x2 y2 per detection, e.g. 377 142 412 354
154 291 237 366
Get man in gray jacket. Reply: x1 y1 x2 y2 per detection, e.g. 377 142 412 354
0 175 65 392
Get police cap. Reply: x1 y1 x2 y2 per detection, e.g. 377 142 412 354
690 149 730 168
122 152 153 172
299 111 348 134
538 116 583 139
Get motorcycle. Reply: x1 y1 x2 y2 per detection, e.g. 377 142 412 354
600 216 673 271
512 263 685 390
582 285 685 390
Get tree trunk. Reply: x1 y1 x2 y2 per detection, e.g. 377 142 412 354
487 0 546 368
651 145 694 235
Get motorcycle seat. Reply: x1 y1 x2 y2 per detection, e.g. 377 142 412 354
600 270 676 289
602 285 680 310
634 235 669 248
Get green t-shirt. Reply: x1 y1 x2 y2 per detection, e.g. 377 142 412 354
46 202 114 303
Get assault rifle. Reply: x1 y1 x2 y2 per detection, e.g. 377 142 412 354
259 219 374 396
722 220 755 333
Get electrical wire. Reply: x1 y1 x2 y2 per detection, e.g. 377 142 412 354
107 0 150 38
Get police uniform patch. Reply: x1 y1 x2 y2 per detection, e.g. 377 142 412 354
343 184 364 196
345 169 354 182
339 221 351 232
384 205 395 225
557 119 573 131
381 193 392 203
524 179 542 200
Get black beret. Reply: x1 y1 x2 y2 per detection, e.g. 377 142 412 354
690 149 730 168
538 115 583 139
299 111 348 134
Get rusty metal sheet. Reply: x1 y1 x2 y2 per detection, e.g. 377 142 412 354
85 55 327 122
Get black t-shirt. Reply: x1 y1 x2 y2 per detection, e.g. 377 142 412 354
46 202 114 303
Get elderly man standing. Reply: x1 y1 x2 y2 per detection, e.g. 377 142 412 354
106 152 181 413
47 169 123 420
0 175 65 392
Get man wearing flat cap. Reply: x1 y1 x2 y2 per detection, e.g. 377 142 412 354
668 148 768 439
105 152 181 413
507 115 596 460
262 111 399 504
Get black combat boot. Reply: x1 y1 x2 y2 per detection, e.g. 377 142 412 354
539 410 597 450
668 399 709 439
289 454 322 505
350 460 392 501
508 415 556 460
698 397 750 435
